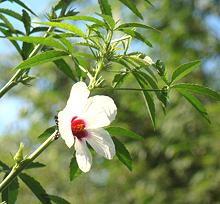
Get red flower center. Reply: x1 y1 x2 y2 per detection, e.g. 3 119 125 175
71 116 88 140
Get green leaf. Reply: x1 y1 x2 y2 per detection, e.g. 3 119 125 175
21 41 34 60
54 0 73 11
9 36 66 50
47 195 71 204
112 137 132 171
135 71 167 107
22 9 31 34
0 8 22 21
119 29 152 47
0 160 9 170
98 0 112 16
177 89 210 123
2 178 19 204
133 72 156 127
38 126 56 139
118 0 143 19
117 23 158 32
112 72 128 88
173 83 220 101
36 22 86 38
171 60 200 83
106 126 143 140
56 37 74 53
15 50 69 70
54 59 76 81
97 13 115 30
74 42 99 50
30 26 51 34
19 173 52 204
12 0 36 16
0 13 15 32
58 15 105 26
125 56 157 81
69 156 81 181
0 27 22 55
25 162 46 169
144 0 154 7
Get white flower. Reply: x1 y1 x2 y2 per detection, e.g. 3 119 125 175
144 56 154 65
58 82 117 172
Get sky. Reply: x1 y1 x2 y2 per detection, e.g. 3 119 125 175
0 1 220 134
0 0 49 133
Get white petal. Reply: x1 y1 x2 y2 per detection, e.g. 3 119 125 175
75 139 92 172
65 82 90 117
82 95 117 129
58 110 74 148
87 128 115 159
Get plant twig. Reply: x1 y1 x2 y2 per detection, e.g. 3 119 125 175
0 131 58 192
0 26 54 99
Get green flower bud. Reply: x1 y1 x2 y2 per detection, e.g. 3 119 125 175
13 143 24 164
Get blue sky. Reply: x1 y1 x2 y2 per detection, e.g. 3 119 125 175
0 1 220 134
0 0 48 134
0 0 49 54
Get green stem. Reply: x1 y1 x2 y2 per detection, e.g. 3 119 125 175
0 131 58 192
0 26 54 99
88 59 104 89
89 29 113 89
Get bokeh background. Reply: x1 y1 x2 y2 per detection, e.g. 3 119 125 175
1 0 220 203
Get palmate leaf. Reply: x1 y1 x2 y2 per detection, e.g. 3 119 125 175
171 60 200 83
112 137 132 171
25 162 46 169
97 13 115 30
144 0 154 7
98 0 112 16
54 59 76 81
0 27 22 55
30 26 53 34
21 41 34 60
125 55 157 81
0 13 15 32
112 72 128 88
119 28 152 47
107 126 143 140
9 36 66 50
133 72 156 127
36 22 86 38
58 15 105 27
118 0 143 19
12 0 36 16
2 177 19 204
22 9 31 34
74 42 99 50
173 83 220 101
135 71 167 107
176 89 210 123
54 0 74 11
47 195 71 204
117 22 159 32
0 8 22 21
0 160 9 171
69 156 81 181
19 173 52 204
38 126 56 139
15 50 69 70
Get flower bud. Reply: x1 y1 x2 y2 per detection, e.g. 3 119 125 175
14 143 24 164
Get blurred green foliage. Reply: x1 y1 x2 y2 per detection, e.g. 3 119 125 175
1 0 220 203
